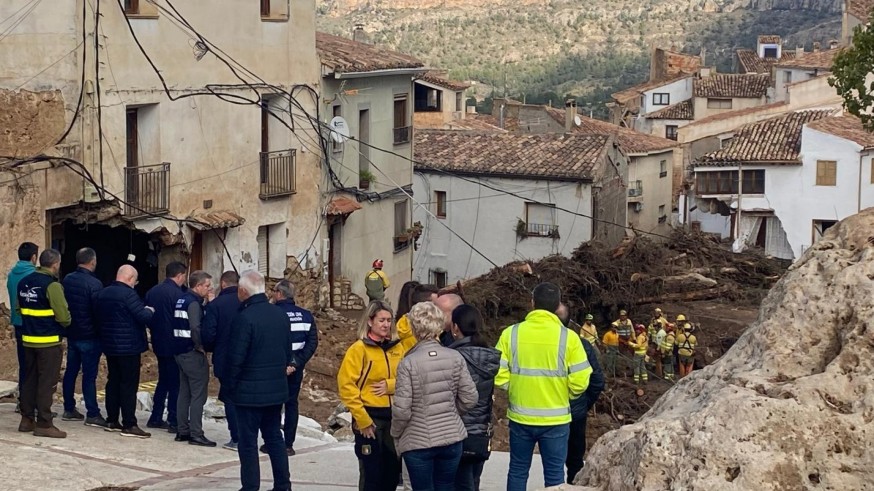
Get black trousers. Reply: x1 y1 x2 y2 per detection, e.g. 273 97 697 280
105 354 141 428
566 414 588 484
20 345 63 426
355 415 401 491
283 367 304 447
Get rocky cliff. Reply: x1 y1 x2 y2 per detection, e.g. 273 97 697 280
560 208 874 490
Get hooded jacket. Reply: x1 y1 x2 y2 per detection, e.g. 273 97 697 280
450 337 501 437
6 260 35 329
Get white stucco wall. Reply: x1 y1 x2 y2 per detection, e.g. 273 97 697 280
649 119 690 140
774 68 821 102
412 173 593 285
627 151 674 236
641 78 693 115
693 96 765 121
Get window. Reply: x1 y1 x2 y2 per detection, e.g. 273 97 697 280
816 160 837 186
812 220 838 244
652 93 670 106
764 47 778 59
393 95 410 145
524 203 558 237
696 170 764 194
707 98 733 110
261 0 270 16
359 109 370 174
414 83 442 112
124 0 139 14
331 105 342 153
455 92 463 112
784 70 793 85
260 0 289 21
658 205 667 223
257 225 269 276
394 200 410 252
435 191 447 218
665 125 678 141
659 160 668 178
430 269 447 289
741 169 765 194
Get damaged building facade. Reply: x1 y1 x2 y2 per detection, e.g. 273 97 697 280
0 0 323 301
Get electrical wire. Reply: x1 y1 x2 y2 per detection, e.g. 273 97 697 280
0 0 42 45
12 40 85 91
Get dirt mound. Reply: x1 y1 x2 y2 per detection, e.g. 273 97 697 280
566 209 874 490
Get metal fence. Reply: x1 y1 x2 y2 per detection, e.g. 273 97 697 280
259 149 296 199
125 163 170 217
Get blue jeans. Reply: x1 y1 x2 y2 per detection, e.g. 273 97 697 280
149 355 179 426
507 421 570 491
62 339 103 417
237 404 290 491
403 441 463 491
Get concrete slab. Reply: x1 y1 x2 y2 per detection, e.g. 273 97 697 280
0 380 17 398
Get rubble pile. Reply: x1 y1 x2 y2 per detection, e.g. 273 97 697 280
560 210 874 490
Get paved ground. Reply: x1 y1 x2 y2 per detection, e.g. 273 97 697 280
0 400 550 490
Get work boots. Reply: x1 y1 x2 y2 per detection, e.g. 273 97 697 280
18 416 34 433
33 425 67 439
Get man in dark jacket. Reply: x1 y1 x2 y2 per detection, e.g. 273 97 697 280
144 261 187 432
202 270 240 451
171 270 215 447
268 279 318 456
16 248 70 438
226 270 291 491
6 242 37 412
94 265 154 438
61 247 107 427
557 304 605 484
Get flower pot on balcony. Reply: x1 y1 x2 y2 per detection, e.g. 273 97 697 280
359 179 371 190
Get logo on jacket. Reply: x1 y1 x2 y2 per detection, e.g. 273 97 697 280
19 287 41 302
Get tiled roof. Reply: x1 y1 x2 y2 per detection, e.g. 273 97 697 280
316 32 424 75
188 211 245 230
647 100 694 120
758 35 781 44
326 196 363 216
611 74 692 103
471 113 521 132
413 130 606 180
697 109 835 166
847 0 874 20
417 71 470 91
774 49 841 70
544 107 677 154
445 118 506 132
683 101 789 128
806 115 874 149
694 74 770 98
736 49 797 74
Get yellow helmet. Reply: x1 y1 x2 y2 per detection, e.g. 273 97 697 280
676 314 687 321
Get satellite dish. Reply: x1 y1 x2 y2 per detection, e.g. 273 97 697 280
329 116 350 144
574 115 582 127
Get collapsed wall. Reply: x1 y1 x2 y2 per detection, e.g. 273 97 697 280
571 208 874 490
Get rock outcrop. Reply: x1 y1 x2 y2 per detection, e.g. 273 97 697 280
569 209 874 490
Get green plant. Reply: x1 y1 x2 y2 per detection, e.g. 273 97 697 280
830 16 874 130
359 169 375 182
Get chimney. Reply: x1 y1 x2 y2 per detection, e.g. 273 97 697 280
353 24 368 43
699 66 713 78
813 42 821 53
795 46 804 58
699 47 706 67
829 39 839 50
565 99 577 132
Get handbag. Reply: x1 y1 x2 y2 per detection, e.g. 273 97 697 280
461 434 492 462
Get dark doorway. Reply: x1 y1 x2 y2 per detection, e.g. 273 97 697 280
58 221 159 297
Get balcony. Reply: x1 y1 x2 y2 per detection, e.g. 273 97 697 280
517 221 560 239
393 126 411 145
125 163 170 218
627 180 643 202
259 149 296 200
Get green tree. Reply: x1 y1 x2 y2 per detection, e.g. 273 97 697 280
830 17 874 131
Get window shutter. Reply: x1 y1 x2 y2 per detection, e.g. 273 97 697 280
257 226 268 276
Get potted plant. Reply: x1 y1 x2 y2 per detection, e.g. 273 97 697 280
359 169 375 189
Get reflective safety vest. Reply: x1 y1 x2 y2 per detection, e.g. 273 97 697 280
612 319 633 340
17 271 64 346
677 332 697 357
495 310 593 426
170 292 202 355
629 332 648 355
660 332 675 354
579 322 598 345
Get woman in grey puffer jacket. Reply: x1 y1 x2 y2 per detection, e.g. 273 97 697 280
391 302 478 491
448 305 501 491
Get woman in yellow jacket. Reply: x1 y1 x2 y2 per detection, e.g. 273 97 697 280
338 301 407 491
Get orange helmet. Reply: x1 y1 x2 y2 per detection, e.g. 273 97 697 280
372 259 384 269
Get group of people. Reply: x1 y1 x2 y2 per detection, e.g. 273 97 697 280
339 280 605 491
6 242 318 491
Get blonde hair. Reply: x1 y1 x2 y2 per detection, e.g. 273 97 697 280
358 301 397 341
409 301 444 342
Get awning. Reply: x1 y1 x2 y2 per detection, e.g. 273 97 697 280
326 196 363 216
187 210 246 230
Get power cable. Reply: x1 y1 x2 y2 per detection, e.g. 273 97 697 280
94 0 105 189
12 40 85 91
0 0 42 45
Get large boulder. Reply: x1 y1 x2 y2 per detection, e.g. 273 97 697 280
572 209 874 490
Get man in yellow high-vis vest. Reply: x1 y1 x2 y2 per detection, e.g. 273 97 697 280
495 283 592 491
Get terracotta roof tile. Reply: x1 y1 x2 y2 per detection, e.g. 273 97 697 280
683 101 789 128
736 49 797 74
847 0 874 20
806 115 874 148
774 48 841 70
697 109 835 166
758 35 782 44
417 71 470 91
444 118 506 132
188 211 245 229
647 100 694 120
611 74 692 103
544 107 677 154
694 74 770 98
413 130 606 180
326 196 363 215
316 32 424 75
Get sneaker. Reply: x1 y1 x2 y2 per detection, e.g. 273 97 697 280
222 440 238 451
18 416 35 433
104 422 124 432
33 425 67 439
62 409 85 421
146 420 169 430
120 426 152 439
84 415 109 428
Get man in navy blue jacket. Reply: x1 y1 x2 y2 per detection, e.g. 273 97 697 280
61 248 106 427
557 304 605 484
202 270 241 451
226 271 291 491
94 265 154 438
144 261 187 432
266 279 318 456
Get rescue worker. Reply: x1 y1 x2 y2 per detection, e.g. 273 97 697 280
338 301 406 491
579 314 599 349
16 248 71 438
269 279 318 456
495 283 592 491
611 310 634 376
673 314 687 373
627 324 648 385
601 323 619 378
659 324 676 381
677 323 698 378
364 259 390 303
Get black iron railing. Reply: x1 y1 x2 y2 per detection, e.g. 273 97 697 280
527 223 559 237
259 149 296 199
628 180 643 197
393 126 411 145
125 163 170 217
